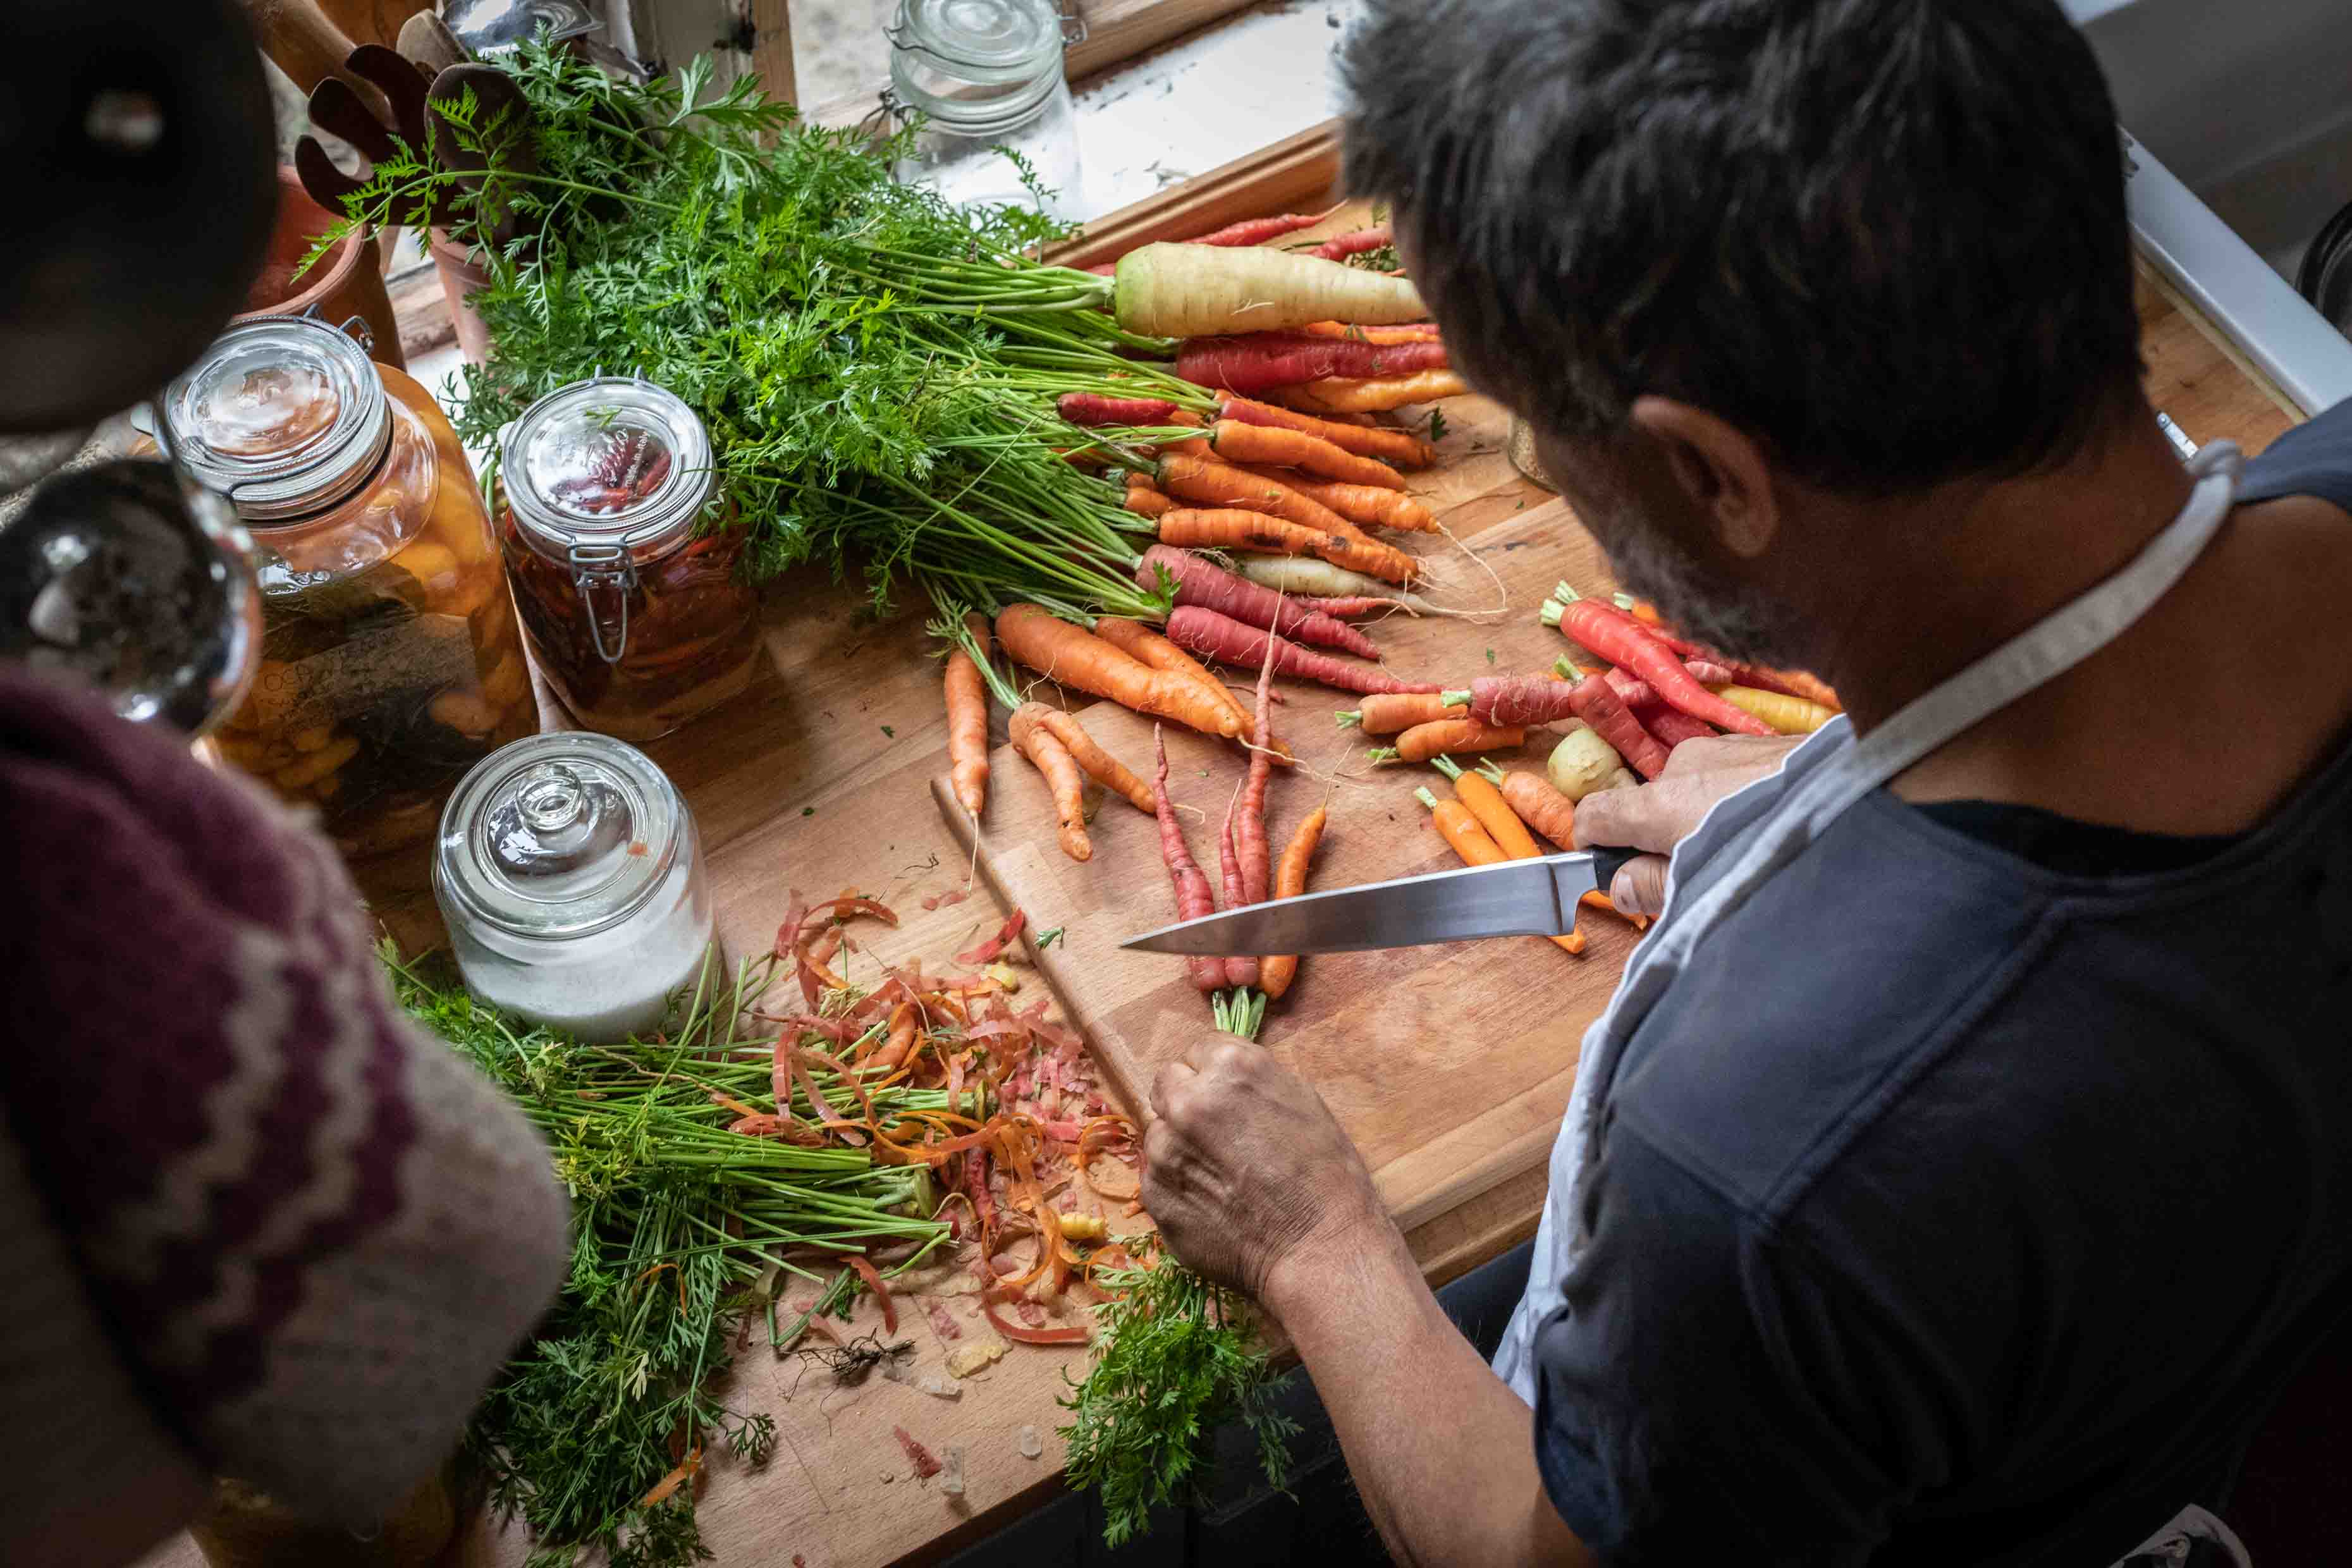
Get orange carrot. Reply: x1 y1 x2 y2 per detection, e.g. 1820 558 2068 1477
1272 370 1470 413
1009 704 1091 862
1155 452 1361 537
1432 759 1582 954
1485 763 1578 851
1369 717 1527 764
1335 692 1465 735
1292 321 1443 345
995 603 1240 739
1208 419 1407 491
1256 804 1328 1001
1156 508 1420 586
1122 481 1173 519
943 611 992 821
1093 616 1253 738
1214 393 1436 469
1234 465 1433 532
1414 786 1582 955
1017 701 1155 813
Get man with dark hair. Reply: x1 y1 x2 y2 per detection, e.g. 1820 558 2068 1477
1139 1 2352 1563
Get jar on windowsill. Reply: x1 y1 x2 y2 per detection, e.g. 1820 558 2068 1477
886 0 1082 221
495 376 762 742
162 316 537 858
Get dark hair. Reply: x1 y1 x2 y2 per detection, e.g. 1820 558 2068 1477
1342 0 2144 493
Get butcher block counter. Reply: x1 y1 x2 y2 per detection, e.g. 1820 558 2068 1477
140 113 2300 1568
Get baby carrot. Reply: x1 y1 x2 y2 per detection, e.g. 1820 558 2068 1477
1155 452 1363 536
942 611 993 822
1413 787 1581 956
1156 508 1421 587
1015 701 1156 814
1482 763 1577 851
1433 759 1581 955
1213 393 1436 468
1335 692 1465 734
1009 706 1091 862
1206 419 1408 491
1093 616 1253 739
1272 371 1470 413
1256 803 1328 1002
997 603 1240 740
1707 684 1836 735
1153 727 1225 993
1234 465 1434 532
1368 717 1527 764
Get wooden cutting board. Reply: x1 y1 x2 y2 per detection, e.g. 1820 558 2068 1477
932 494 1645 1232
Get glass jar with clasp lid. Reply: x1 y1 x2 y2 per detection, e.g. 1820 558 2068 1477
434 731 721 1043
885 0 1084 220
163 315 536 857
495 376 763 742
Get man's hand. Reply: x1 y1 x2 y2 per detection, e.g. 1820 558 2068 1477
1144 1038 1387 1309
1574 734 1804 916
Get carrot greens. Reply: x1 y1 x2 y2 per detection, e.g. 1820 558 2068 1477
317 42 1172 618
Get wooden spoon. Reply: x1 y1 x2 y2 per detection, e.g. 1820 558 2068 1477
397 10 467 76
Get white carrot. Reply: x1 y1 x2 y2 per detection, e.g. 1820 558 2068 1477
1113 243 1430 338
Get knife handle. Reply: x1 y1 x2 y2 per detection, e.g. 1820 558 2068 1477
1588 845 1639 901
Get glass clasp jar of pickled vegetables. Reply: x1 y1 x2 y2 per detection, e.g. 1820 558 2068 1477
434 731 720 1043
164 316 536 857
496 376 763 742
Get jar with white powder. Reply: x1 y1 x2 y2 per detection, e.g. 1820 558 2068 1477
432 730 718 1041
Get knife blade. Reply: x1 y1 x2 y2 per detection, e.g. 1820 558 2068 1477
1120 847 1638 957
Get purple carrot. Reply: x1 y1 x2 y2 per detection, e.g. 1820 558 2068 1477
1136 544 1381 660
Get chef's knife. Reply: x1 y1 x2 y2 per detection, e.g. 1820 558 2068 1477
1119 847 1639 957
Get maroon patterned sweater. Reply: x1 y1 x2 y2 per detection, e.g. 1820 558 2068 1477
0 668 568 1549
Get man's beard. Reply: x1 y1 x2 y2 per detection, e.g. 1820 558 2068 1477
1597 513 1812 669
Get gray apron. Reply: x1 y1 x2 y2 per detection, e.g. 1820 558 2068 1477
1490 440 2254 1567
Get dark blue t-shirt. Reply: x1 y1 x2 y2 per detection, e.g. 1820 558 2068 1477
1530 409 2352 1565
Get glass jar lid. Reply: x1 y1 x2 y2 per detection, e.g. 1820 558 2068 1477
502 375 714 563
161 315 391 524
890 0 1065 124
436 731 685 940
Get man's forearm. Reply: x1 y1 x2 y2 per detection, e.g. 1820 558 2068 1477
1266 1224 1593 1568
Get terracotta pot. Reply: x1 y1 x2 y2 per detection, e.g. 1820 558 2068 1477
428 228 495 366
236 168 405 371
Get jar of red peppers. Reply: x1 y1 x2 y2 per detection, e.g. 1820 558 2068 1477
496 377 762 741
164 316 536 857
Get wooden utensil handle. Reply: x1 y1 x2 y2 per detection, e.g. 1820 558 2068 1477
236 0 391 119
317 0 434 50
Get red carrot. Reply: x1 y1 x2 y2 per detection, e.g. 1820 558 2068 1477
1632 699 1717 749
1181 205 1344 247
1153 726 1225 993
1058 392 1180 426
1602 667 1657 707
1547 589 1775 737
1135 544 1381 660
1307 224 1392 261
1445 673 1579 728
1166 606 1440 695
1682 658 1739 686
1216 786 1258 991
1176 333 1452 396
1565 672 1672 779
1239 623 1280 903
1292 594 1400 620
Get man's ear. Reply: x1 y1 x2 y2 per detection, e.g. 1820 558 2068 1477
1628 396 1779 560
